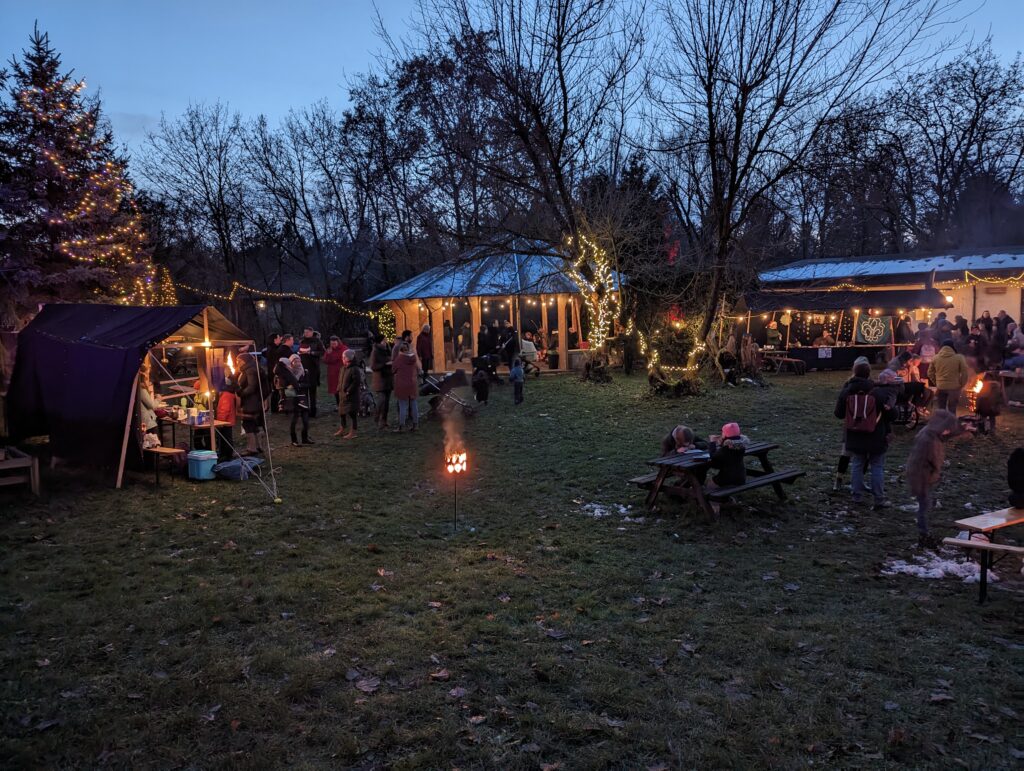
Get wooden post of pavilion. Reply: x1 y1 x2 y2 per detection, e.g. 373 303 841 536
429 300 446 373
556 294 569 369
202 307 216 452
469 296 482 362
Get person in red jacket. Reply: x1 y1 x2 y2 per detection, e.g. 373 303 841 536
393 341 421 431
416 323 433 377
214 380 239 461
323 335 348 407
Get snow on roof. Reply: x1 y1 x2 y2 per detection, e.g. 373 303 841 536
760 248 1024 284
366 249 621 302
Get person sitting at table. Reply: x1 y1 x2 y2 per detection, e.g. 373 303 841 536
705 422 750 513
660 424 708 456
812 330 836 347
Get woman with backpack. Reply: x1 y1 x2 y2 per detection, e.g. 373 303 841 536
834 360 896 510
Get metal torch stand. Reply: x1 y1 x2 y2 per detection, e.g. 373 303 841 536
453 475 458 531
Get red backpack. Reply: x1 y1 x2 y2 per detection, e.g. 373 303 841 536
845 392 880 432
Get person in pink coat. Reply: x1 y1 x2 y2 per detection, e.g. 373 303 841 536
323 335 348 407
392 341 421 431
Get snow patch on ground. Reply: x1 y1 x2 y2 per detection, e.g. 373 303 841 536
881 551 996 584
578 501 641 522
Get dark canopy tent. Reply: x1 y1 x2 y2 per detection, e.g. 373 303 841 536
7 304 250 486
736 288 952 314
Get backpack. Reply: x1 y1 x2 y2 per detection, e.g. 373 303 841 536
844 392 880 432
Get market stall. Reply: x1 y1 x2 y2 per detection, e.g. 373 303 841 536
6 304 278 492
732 288 952 371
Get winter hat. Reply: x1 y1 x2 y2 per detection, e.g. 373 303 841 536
877 368 899 384
941 340 956 350
721 422 741 439
852 356 870 369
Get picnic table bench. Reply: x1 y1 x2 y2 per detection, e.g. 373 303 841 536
629 441 804 516
145 445 187 487
0 446 40 496
943 508 1024 603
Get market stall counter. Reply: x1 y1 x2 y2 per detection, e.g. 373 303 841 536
769 345 888 371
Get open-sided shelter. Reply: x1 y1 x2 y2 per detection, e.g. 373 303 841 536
367 249 621 370
7 304 253 487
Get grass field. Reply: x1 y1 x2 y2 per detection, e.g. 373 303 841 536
2 371 1022 768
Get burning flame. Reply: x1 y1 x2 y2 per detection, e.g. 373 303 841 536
446 452 468 474
226 353 235 375
972 378 984 394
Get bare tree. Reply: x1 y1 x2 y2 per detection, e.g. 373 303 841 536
648 0 959 344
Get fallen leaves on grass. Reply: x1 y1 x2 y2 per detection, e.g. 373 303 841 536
198 704 221 722
929 692 954 704
377 568 394 577
35 658 50 667
355 677 381 693
222 540 237 550
430 669 450 682
448 686 467 698
468 715 486 725
498 593 511 603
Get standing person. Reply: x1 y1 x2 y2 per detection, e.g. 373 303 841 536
443 319 455 365
765 321 782 348
298 327 325 418
974 371 1006 434
457 321 473 362
930 340 969 414
264 332 283 412
976 310 994 334
502 320 520 366
997 309 1016 333
416 324 433 378
323 336 348 408
369 333 393 430
834 360 895 510
214 379 239 462
472 365 490 405
272 333 295 412
477 324 492 357
393 329 412 360
489 320 502 359
906 410 960 548
510 357 525 405
276 353 313 447
392 340 420 431
237 347 269 455
335 349 362 439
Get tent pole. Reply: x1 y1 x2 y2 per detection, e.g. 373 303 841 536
203 306 210 344
116 375 140 489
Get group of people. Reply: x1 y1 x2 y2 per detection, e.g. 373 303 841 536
895 308 1024 376
835 348 1006 548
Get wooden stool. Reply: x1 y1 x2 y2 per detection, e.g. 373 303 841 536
0 447 40 496
145 446 186 486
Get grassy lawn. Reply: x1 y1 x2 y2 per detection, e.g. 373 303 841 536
2 372 1022 768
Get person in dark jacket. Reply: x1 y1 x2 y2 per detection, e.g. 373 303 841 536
416 324 433 377
660 425 708 456
834 361 895 509
472 366 490 405
236 348 269 455
906 410 959 547
369 333 394 430
272 334 295 412
335 349 363 439
276 353 312 446
264 332 283 413
1008 448 1024 509
476 324 491 357
704 422 749 514
975 371 1006 434
502 320 520 366
298 327 325 417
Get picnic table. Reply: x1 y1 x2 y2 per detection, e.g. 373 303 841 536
943 508 1024 603
629 441 804 516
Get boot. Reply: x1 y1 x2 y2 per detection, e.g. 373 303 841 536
302 434 315 445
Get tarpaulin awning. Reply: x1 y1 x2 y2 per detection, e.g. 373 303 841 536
736 288 952 314
7 304 249 482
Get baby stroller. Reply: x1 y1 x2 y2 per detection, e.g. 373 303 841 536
890 383 923 430
421 369 476 418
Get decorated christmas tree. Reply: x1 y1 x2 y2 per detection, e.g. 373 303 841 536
0 27 156 328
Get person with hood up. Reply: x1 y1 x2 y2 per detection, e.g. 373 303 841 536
705 422 750 513
393 340 421 431
834 360 895 510
930 340 969 414
974 370 1006 434
335 349 363 439
906 410 960 548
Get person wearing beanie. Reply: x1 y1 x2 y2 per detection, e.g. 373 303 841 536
930 339 969 414
706 422 750 513
835 359 896 509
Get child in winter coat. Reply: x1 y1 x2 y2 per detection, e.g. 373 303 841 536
509 358 525 405
905 409 960 548
472 366 490 405
974 371 1005 434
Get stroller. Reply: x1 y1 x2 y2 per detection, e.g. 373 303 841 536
421 369 477 418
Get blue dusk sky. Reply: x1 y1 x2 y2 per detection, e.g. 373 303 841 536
1 0 1021 153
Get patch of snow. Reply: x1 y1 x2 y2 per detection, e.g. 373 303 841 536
580 502 634 519
881 551 997 584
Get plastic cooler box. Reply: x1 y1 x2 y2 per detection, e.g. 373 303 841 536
187 450 218 481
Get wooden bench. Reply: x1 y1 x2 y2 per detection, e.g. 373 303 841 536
0 447 40 496
145 446 186 486
774 358 806 375
706 469 805 502
628 472 659 488
942 537 1024 604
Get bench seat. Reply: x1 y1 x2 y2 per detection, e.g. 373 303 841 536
706 469 805 501
941 537 1024 557
628 472 659 488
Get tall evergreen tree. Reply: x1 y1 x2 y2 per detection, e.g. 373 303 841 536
0 26 155 329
